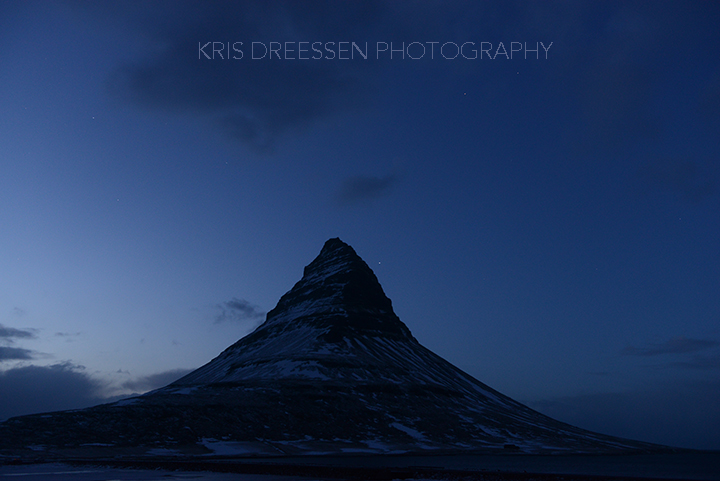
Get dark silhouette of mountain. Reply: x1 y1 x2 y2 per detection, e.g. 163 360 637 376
0 238 666 458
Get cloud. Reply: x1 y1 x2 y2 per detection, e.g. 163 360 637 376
576 62 659 150
0 324 39 362
637 158 717 203
0 363 103 421
337 174 398 204
622 336 719 356
100 1 684 155
0 323 36 341
699 67 720 120
215 297 265 324
120 368 193 393
54 332 83 344
0 346 34 361
0 364 198 421
566 3 715 154
669 352 720 371
106 1 386 150
528 380 720 450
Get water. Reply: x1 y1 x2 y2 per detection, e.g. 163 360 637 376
237 451 720 480
0 463 309 481
1 452 719 480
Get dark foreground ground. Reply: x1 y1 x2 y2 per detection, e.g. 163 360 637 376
3 452 719 481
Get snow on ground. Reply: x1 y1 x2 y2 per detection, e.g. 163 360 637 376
389 422 426 441
145 447 184 456
0 463 312 480
202 439 254 456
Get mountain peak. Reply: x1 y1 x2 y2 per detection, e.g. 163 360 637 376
166 238 416 386
301 237 365 280
264 237 413 341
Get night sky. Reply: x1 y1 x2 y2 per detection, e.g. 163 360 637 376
1 1 719 450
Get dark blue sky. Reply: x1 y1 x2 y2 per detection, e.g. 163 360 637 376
1 1 719 450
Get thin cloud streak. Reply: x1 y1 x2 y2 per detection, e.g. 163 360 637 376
0 346 34 361
622 337 719 356
670 352 720 371
0 324 36 340
337 174 398 205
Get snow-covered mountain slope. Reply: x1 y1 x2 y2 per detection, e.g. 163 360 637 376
0 239 668 458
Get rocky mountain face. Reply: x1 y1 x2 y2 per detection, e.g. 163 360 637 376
0 239 664 458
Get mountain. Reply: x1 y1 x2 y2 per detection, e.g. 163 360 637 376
0 238 664 458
